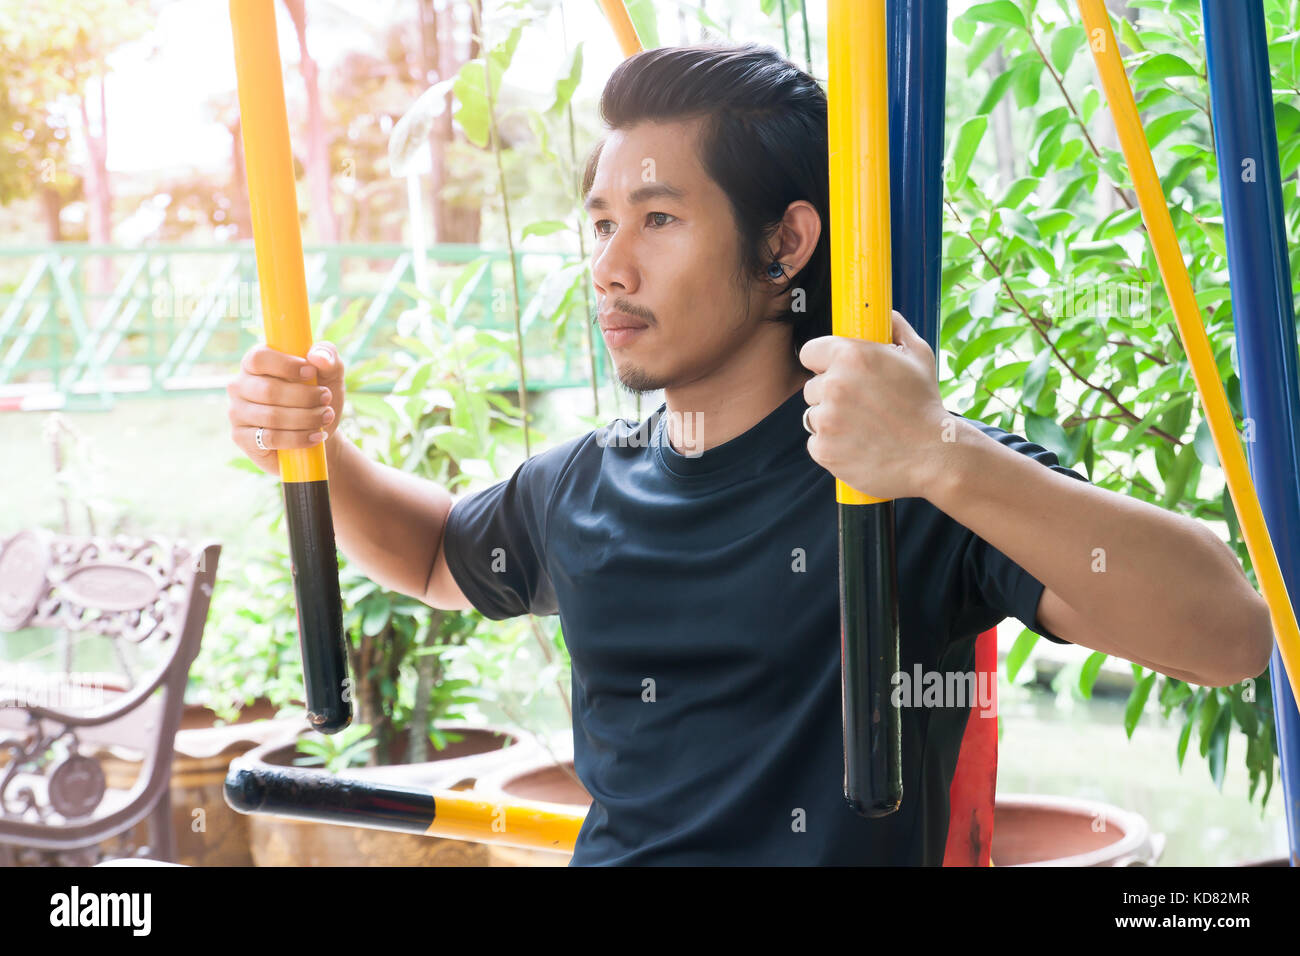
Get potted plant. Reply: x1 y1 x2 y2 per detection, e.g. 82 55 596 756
194 278 575 864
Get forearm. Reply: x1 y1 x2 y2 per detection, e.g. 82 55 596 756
323 430 453 601
924 416 1266 679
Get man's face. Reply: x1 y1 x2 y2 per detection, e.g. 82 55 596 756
584 119 759 395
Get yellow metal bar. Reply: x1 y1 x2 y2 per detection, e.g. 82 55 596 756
229 0 326 484
1078 0 1300 703
828 0 891 505
424 792 585 851
597 0 643 57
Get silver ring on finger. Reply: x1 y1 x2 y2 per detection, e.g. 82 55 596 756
255 426 269 452
802 405 816 436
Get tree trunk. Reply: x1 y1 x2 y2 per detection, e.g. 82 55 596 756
990 50 1017 193
283 0 340 242
78 74 113 295
406 612 444 765
416 0 445 247
431 0 482 245
228 116 252 239
41 186 62 242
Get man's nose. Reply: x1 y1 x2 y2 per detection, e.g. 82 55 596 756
591 228 638 295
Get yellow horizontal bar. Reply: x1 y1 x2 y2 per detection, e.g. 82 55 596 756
1078 0 1300 704
425 792 584 852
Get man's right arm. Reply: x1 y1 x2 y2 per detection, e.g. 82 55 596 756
324 430 472 611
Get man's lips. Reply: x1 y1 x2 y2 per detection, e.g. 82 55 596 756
598 310 648 331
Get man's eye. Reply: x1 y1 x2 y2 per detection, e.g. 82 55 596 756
593 213 676 238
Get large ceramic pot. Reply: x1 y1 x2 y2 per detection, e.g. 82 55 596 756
991 793 1164 866
470 769 1166 866
240 723 539 866
97 698 308 865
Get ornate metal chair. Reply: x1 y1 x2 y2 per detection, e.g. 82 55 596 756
0 528 220 865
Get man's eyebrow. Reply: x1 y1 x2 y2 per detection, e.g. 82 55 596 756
583 182 687 213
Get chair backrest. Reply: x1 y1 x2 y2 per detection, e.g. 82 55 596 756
0 528 220 847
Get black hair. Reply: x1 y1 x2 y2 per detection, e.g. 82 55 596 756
581 42 831 351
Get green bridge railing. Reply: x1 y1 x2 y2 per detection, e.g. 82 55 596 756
0 243 606 411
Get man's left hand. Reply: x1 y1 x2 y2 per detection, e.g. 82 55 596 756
797 310 954 501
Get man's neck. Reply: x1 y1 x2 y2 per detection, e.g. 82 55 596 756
661 358 813 456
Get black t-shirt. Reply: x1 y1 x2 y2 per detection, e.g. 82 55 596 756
442 386 1090 865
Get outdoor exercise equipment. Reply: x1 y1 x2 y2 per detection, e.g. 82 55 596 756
224 0 1300 863
828 0 903 817
223 756 584 850
878 0 999 865
229 0 351 734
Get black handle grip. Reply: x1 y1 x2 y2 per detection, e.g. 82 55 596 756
839 499 902 816
224 758 434 833
282 478 352 734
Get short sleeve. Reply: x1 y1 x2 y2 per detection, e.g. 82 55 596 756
440 434 586 620
945 413 1092 646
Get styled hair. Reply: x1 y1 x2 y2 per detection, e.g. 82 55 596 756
581 42 831 351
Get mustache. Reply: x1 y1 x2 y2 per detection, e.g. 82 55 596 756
592 301 654 325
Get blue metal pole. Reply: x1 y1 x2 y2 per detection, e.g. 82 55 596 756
887 0 948 354
1202 0 1300 866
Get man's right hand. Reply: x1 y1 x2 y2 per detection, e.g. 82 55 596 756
226 341 346 477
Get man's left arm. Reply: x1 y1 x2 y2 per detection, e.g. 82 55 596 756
798 310 1274 689
922 416 1274 688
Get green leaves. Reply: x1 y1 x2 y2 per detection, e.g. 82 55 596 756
1132 52 1199 85
452 25 523 149
1143 108 1199 150
1159 441 1199 508
1049 26 1086 75
976 69 1017 115
965 1 1027 30
622 0 662 48
1193 417 1219 467
1124 669 1157 738
1024 412 1072 462
520 220 568 239
1021 349 1052 408
969 277 1001 320
1079 651 1108 699
952 324 1023 377
1005 629 1040 682
293 722 378 774
547 42 584 118
1207 698 1232 790
947 115 989 187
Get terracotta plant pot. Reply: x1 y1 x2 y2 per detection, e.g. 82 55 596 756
96 698 308 866
240 723 539 867
471 767 1167 866
990 793 1164 866
1237 854 1292 866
